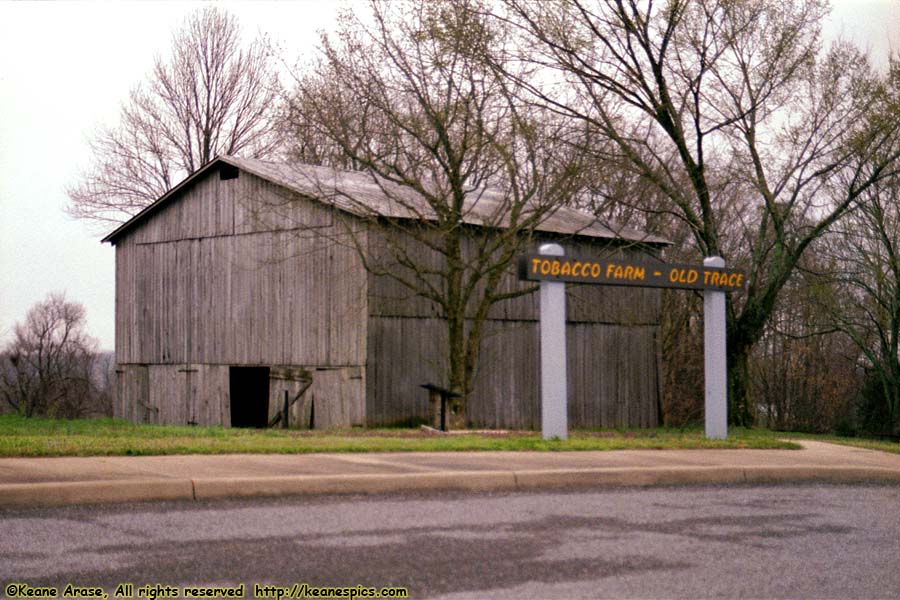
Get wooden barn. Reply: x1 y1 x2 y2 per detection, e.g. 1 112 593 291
103 156 668 430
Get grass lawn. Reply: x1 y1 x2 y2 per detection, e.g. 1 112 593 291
0 415 801 457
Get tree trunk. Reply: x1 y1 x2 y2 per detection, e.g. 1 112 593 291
884 356 900 435
727 342 753 427
446 306 469 430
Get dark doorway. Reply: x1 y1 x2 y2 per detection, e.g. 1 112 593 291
229 367 270 428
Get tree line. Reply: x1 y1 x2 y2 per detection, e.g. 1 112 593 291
9 0 896 435
1 294 114 418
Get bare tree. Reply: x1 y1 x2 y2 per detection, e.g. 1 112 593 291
818 167 900 435
67 6 281 227
0 294 100 418
282 0 589 425
501 0 900 424
750 255 862 433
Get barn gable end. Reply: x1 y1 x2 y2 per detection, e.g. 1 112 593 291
111 161 368 428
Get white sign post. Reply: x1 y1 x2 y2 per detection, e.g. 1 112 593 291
703 256 728 439
539 243 568 440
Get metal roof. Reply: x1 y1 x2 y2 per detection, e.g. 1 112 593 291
102 155 669 245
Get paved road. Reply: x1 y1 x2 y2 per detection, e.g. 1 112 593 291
2 483 899 599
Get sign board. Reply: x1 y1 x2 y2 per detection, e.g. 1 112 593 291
517 254 746 292
520 249 741 441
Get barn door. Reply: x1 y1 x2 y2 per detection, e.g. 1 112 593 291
229 366 270 427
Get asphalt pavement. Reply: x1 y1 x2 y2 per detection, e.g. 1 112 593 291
0 440 898 508
6 484 898 598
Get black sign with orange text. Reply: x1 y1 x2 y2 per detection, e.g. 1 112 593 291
517 254 746 292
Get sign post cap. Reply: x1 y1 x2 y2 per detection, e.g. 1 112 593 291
539 242 565 256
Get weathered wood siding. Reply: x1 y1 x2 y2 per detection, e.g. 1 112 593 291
114 169 367 427
115 364 149 423
364 229 663 429
271 366 365 429
471 321 659 429
366 317 660 429
116 232 365 366
116 171 366 367
114 364 230 426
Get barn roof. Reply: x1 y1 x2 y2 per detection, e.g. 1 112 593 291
102 155 669 245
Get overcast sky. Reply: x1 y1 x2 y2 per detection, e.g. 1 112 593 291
1 1 899 352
